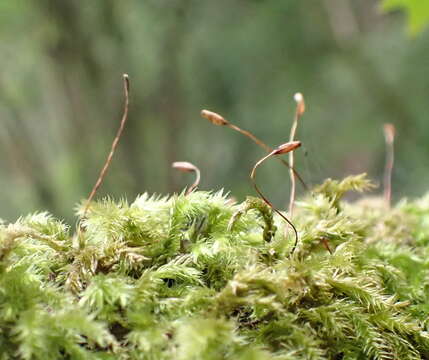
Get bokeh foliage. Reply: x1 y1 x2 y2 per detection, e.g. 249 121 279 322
383 0 429 33
0 1 428 221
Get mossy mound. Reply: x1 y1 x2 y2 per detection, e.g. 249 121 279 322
1 174 429 359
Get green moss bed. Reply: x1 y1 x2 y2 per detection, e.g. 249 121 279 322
2 174 429 359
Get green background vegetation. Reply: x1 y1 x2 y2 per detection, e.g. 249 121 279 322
0 0 428 221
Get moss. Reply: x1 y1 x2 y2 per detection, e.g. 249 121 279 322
1 175 429 359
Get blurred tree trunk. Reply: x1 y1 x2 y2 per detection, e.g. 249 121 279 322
156 2 191 192
37 0 145 198
323 0 415 139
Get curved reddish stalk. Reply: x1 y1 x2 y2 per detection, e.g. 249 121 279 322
250 141 301 255
83 74 130 218
201 110 309 191
383 123 395 208
172 161 201 195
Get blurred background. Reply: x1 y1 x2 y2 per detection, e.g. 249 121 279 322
0 0 428 222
